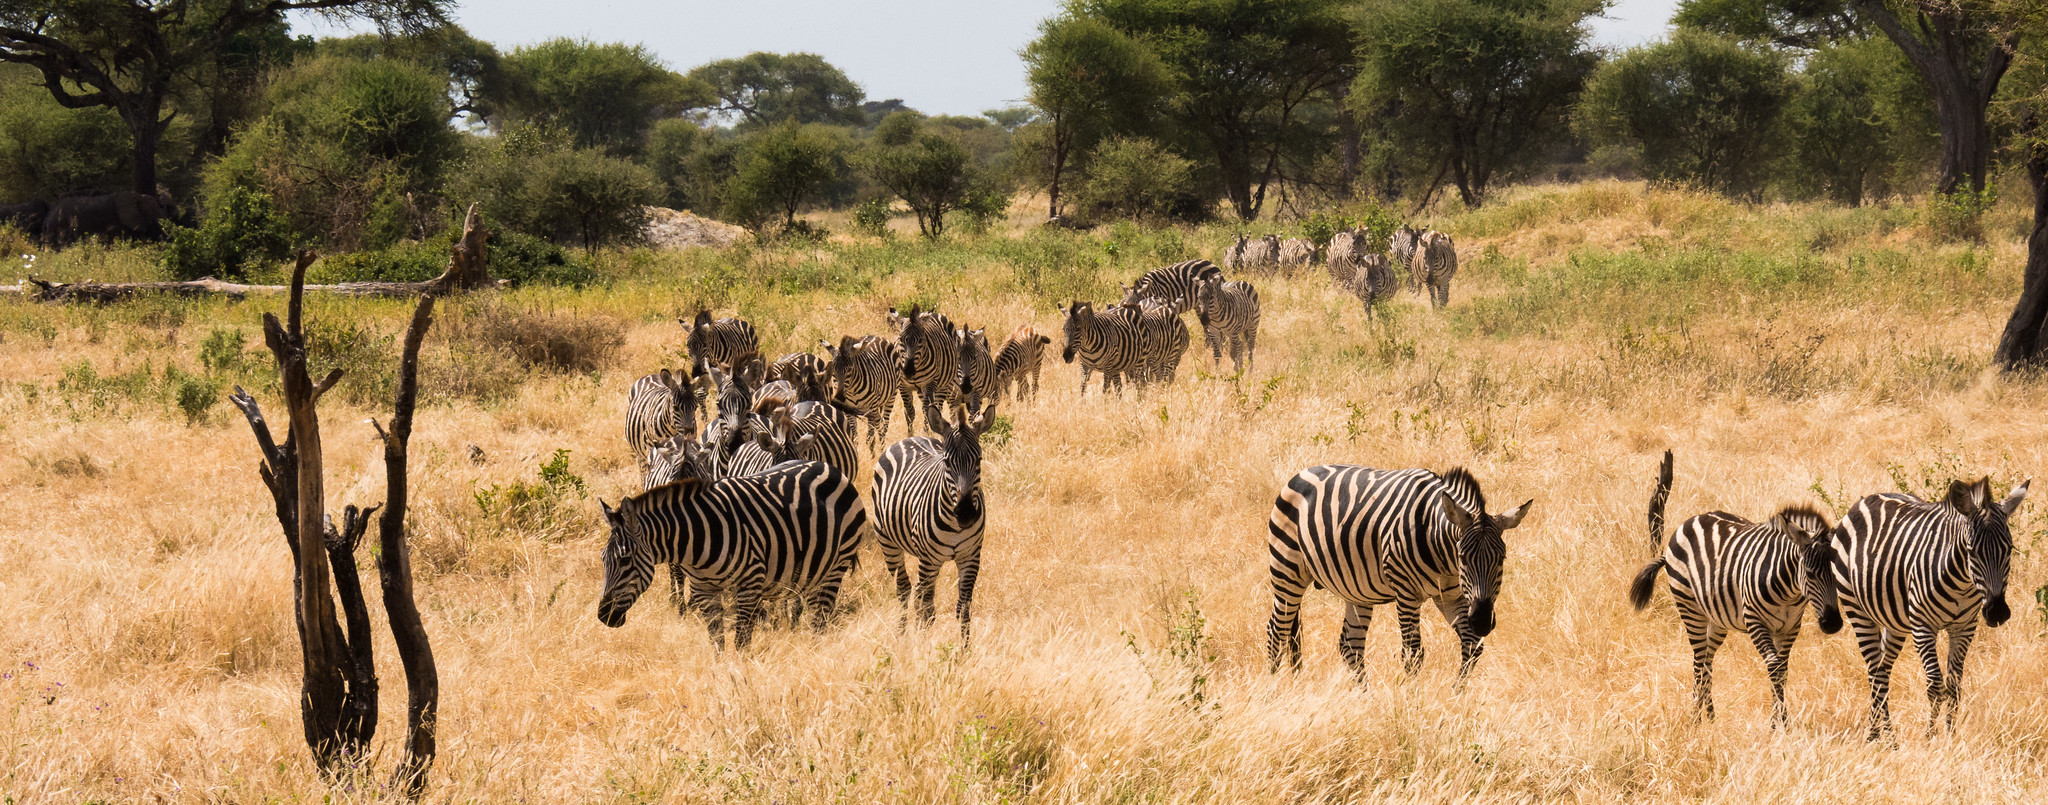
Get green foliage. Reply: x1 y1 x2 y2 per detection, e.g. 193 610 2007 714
1297 210 1355 248
204 54 459 249
1781 37 1931 204
857 115 1011 241
198 327 248 375
455 132 659 251
494 38 711 155
1576 29 1793 199
1924 184 1999 243
171 368 221 425
1019 14 1170 217
852 198 893 238
0 65 134 199
474 448 588 542
687 51 866 128
721 120 851 230
1673 0 1861 49
1352 0 1604 207
644 118 740 212
1068 136 1196 222
160 186 295 281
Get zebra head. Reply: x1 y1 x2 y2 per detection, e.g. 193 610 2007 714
894 303 925 375
1059 301 1093 363
684 309 716 366
597 494 664 627
646 436 711 488
1436 469 1532 639
749 396 815 461
1947 477 2029 627
1771 506 1840 631
657 368 702 438
928 400 996 525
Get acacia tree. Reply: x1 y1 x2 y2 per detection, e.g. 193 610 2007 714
1992 1 2048 369
1353 0 1602 208
493 38 712 155
687 51 866 128
0 1 450 197
723 120 849 230
1020 14 1168 219
858 112 1008 240
1576 30 1794 199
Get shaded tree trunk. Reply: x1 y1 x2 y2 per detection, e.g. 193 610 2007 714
1856 0 2015 196
376 297 441 796
1994 111 2048 369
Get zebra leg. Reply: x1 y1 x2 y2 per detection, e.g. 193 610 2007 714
1856 623 1905 742
1078 367 1092 395
730 567 767 650
1433 278 1450 309
881 539 912 624
1244 330 1257 372
1338 602 1375 682
669 563 691 617
1396 601 1425 675
1689 625 1727 720
1265 570 1307 673
1942 623 1976 732
899 386 919 435
1746 620 1792 727
1911 623 1947 736
1205 325 1223 370
955 550 981 649
1433 594 1484 681
689 581 728 652
914 556 941 626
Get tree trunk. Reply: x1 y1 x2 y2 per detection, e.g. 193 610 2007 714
1994 112 2048 369
378 296 441 797
1857 1 2014 196
123 94 164 197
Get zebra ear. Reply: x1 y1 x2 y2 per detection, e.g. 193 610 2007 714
2002 479 2030 515
1495 500 1532 530
1946 478 1986 517
1439 491 1474 532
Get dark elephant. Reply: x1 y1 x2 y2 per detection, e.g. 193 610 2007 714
0 199 47 236
40 191 171 247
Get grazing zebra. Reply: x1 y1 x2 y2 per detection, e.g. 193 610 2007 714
958 326 998 410
1266 465 1532 680
1816 477 2029 740
892 305 960 436
1128 259 1223 315
1246 234 1280 274
1327 230 1361 288
595 460 867 650
1129 297 1189 384
822 335 903 449
1058 300 1146 396
1411 230 1458 307
770 352 832 401
645 435 712 488
1390 226 1420 276
1278 237 1315 272
683 310 760 373
992 325 1051 402
872 401 997 645
1627 450 1836 725
1349 253 1398 319
1220 234 1249 272
1192 274 1259 374
624 368 703 473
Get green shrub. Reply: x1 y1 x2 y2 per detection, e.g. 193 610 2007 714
160 187 297 281
492 229 599 287
1069 136 1196 222
306 237 449 284
474 448 588 542
852 198 893 238
1298 210 1355 248
455 132 659 252
1924 185 1997 243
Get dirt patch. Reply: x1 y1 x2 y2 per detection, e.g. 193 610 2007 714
642 206 746 250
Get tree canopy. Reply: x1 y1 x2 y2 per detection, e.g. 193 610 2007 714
687 52 866 128
1021 14 1168 219
493 38 712 154
1576 29 1793 199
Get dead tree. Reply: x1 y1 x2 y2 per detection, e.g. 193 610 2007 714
230 244 442 793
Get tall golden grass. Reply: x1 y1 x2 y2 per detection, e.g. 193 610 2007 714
3 181 2047 801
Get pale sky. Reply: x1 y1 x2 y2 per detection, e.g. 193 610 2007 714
297 0 1685 118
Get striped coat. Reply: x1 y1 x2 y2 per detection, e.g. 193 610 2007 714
1411 231 1457 307
958 327 998 411
624 369 701 473
1327 231 1361 288
992 325 1050 402
1266 465 1531 680
684 310 760 372
596 461 867 650
1058 300 1145 396
1349 253 1398 318
1817 478 2028 739
1129 259 1223 315
1277 237 1315 272
1628 451 1835 725
1390 226 1421 278
823 335 903 449
872 402 996 644
1193 275 1259 374
892 305 960 435
1132 298 1189 385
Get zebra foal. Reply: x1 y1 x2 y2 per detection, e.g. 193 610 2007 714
991 325 1050 402
1628 450 1836 725
1267 465 1531 681
1411 230 1457 308
624 367 704 473
1817 476 2029 740
1059 300 1145 396
872 401 997 646
596 460 867 650
823 335 903 449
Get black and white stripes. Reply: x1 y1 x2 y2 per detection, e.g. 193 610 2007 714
871 401 997 645
1058 300 1145 396
1192 274 1259 374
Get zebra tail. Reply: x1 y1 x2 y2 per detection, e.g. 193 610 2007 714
1628 558 1666 611
1647 449 1674 556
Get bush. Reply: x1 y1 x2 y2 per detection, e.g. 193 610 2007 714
1069 136 1197 222
0 64 140 200
160 187 297 281
492 229 600 287
473 448 588 542
451 302 625 374
456 133 659 251
306 227 598 287
852 197 893 238
1575 30 1791 199
1924 185 1998 243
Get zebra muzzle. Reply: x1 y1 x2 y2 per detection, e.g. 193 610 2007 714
1468 597 1496 638
1984 595 2011 627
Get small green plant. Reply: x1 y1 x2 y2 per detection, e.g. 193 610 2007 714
1122 588 1218 711
474 449 588 541
160 186 296 282
168 367 220 425
852 198 893 238
1298 210 1356 248
198 327 247 375
1924 185 1997 243
985 413 1014 447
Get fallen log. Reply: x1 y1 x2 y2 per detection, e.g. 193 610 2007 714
7 203 503 304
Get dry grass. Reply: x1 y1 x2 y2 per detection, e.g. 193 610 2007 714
5 181 2048 802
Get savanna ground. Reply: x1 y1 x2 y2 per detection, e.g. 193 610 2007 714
5 180 2048 802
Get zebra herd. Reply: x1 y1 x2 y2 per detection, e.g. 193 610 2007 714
589 230 2025 744
1224 224 1459 317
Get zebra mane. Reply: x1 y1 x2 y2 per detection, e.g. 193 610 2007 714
1772 505 1830 537
626 477 710 513
1438 467 1487 516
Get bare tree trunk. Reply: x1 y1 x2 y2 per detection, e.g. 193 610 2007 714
1995 111 2048 369
1856 1 2015 196
376 297 441 796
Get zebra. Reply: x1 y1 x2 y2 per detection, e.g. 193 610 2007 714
892 304 960 436
1266 465 1532 681
624 368 704 474
724 396 817 478
645 434 712 488
822 335 903 450
1220 234 1249 272
1128 259 1223 315
958 326 998 411
1815 476 2029 740
1327 230 1361 288
595 460 867 650
770 352 832 402
726 393 863 481
1192 274 1259 374
872 401 997 646
1277 237 1315 272
1390 225 1421 277
1411 230 1458 308
1126 295 1189 385
1058 300 1146 397
699 356 767 478
991 325 1051 402
683 310 760 373
1349 253 1398 319
1627 450 1837 726
1245 234 1280 274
